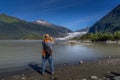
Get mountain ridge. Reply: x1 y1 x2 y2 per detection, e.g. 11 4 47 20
89 4 120 33
0 14 72 39
76 27 89 32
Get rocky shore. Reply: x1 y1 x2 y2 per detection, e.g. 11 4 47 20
0 58 120 80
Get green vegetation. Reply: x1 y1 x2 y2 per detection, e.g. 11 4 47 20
0 14 72 40
0 14 20 23
80 31 120 41
89 4 120 33
22 34 43 40
79 4 120 42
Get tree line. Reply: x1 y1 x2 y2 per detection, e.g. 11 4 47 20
80 31 120 41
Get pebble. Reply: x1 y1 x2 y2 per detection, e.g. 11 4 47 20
63 63 67 66
22 77 25 80
90 75 98 80
107 71 110 73
79 61 84 64
108 56 111 59
113 76 120 80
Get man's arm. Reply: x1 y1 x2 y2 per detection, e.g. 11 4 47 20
50 37 55 43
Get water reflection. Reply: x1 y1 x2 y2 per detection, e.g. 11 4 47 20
0 40 120 70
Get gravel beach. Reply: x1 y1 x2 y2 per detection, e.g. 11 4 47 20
0 58 120 80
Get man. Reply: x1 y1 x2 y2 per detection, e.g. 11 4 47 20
41 34 55 75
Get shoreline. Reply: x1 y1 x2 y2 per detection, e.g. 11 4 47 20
0 57 120 80
61 39 120 43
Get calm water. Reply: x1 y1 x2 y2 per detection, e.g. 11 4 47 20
0 40 120 72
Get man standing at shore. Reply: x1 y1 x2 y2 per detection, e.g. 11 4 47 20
41 34 55 75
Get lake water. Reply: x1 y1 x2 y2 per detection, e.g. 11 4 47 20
0 40 120 73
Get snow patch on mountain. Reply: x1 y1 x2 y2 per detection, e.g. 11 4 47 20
33 20 53 26
36 20 47 23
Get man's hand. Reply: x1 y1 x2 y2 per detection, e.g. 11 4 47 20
50 37 55 43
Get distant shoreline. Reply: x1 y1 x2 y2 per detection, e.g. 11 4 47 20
60 40 120 45
80 40 120 44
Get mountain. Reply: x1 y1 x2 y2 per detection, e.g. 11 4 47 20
89 4 120 33
32 20 72 36
33 20 53 26
0 14 72 39
76 27 89 32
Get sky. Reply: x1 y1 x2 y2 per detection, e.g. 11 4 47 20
0 0 120 31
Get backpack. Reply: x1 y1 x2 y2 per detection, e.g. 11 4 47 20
42 41 53 57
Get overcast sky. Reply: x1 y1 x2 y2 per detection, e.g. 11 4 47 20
0 0 120 31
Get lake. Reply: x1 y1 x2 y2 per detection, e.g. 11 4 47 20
0 40 120 73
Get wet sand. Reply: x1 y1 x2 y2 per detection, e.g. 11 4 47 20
0 58 120 80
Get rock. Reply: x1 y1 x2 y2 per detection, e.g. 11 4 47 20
108 56 111 59
79 61 84 64
107 71 110 73
90 76 98 80
113 76 120 80
22 77 25 80
63 63 67 66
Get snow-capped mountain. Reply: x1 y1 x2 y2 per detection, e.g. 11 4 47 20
33 20 53 26
32 19 73 37
0 13 72 39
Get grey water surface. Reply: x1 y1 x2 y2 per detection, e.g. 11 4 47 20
0 40 120 73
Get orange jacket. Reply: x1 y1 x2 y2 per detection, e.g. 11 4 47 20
42 39 50 56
